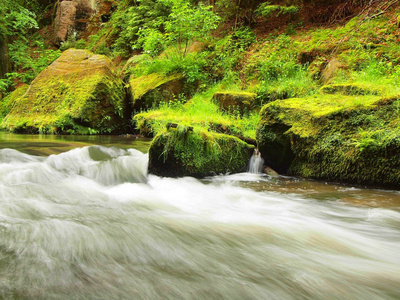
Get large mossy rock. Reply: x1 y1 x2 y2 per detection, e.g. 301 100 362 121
256 94 400 188
212 91 258 115
129 73 198 111
149 127 253 178
1 49 127 134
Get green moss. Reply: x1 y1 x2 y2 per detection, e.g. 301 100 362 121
149 126 253 177
257 93 400 187
320 83 382 96
133 85 259 139
212 90 258 115
0 85 29 123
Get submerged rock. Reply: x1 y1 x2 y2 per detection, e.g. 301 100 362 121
212 91 257 115
129 73 198 111
1 49 127 134
149 127 253 178
256 94 400 188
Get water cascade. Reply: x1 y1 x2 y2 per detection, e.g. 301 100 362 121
0 145 400 299
248 148 265 174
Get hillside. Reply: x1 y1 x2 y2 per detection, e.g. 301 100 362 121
2 0 400 185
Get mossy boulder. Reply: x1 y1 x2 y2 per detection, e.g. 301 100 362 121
1 49 127 134
149 127 253 178
212 91 258 115
257 94 400 188
0 85 29 123
129 73 198 111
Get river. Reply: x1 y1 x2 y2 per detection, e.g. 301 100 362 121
0 133 399 299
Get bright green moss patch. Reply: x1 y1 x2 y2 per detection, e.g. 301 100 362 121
320 83 382 96
133 86 259 139
0 85 28 123
149 126 253 178
129 73 181 100
212 90 258 115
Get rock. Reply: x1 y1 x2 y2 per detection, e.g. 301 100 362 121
0 85 29 122
320 83 381 96
264 166 279 177
212 91 258 115
148 126 253 178
129 73 198 111
53 0 97 46
256 93 400 188
1 49 127 134
321 58 342 84
54 1 78 46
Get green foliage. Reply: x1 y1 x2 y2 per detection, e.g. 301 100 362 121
135 0 220 58
114 0 170 56
0 39 60 94
8 39 61 82
211 26 255 83
0 0 38 38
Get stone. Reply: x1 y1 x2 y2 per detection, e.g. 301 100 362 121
256 93 400 188
53 0 97 46
1 49 127 134
321 58 342 84
148 127 253 178
54 1 78 46
129 73 198 111
320 83 381 96
212 91 258 115
264 166 279 177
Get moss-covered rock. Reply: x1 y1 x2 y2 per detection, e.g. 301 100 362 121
1 49 127 134
257 94 400 188
0 85 29 123
212 91 258 115
129 73 198 111
320 83 381 96
149 126 253 178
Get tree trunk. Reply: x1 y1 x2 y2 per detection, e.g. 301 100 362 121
0 34 10 80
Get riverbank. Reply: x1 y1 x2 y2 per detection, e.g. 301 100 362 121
1 1 400 188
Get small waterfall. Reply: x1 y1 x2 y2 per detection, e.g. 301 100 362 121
248 149 264 174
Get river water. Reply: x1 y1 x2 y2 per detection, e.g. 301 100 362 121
0 133 400 299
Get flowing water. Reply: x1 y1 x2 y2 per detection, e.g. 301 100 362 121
0 133 400 300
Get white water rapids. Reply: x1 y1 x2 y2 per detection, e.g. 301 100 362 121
0 146 400 299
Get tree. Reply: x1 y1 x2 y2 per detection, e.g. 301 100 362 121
138 0 220 57
0 0 37 85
